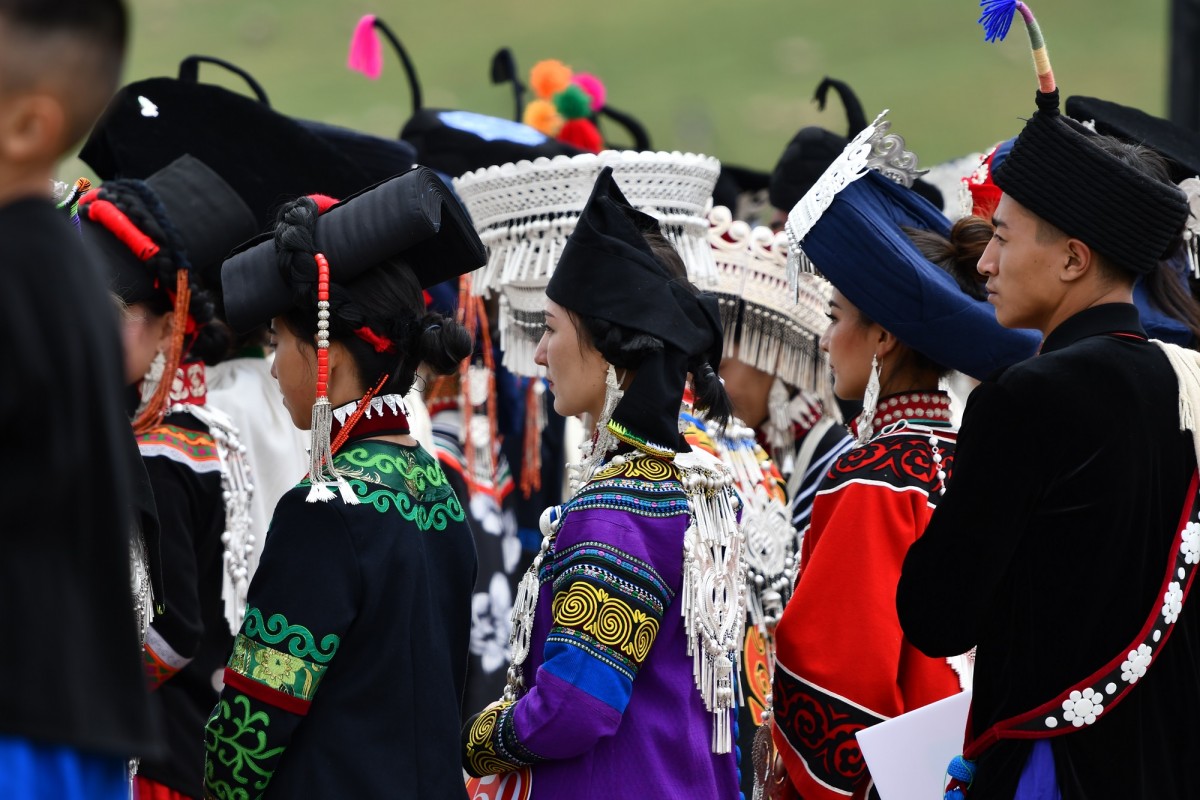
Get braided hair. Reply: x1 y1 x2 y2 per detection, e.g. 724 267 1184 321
94 178 231 364
274 197 473 395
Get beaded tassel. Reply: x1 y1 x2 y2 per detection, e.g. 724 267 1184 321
307 253 358 504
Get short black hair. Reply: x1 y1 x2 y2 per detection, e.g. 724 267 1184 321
0 0 127 54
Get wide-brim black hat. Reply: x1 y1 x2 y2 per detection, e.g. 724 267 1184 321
221 166 485 332
81 154 257 306
80 57 414 229
1065 95 1200 184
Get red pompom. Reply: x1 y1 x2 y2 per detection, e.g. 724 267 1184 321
558 119 604 153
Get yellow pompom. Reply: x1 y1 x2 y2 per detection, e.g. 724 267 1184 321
523 99 564 136
530 59 573 100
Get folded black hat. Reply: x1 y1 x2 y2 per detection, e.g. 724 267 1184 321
221 166 485 333
81 154 257 307
80 56 415 229
546 167 722 453
1065 95 1200 184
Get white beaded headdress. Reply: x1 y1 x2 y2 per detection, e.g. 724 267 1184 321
707 206 831 393
454 150 721 376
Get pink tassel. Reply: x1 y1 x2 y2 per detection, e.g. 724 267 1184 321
347 14 383 79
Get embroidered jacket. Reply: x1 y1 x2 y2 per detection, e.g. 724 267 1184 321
462 452 739 799
773 393 963 800
203 439 475 800
899 304 1200 800
136 410 232 797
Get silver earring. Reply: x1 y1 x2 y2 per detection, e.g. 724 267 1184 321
856 354 881 446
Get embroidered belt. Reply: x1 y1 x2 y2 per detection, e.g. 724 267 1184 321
945 469 1200 798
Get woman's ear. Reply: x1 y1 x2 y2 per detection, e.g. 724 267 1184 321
155 311 176 351
875 326 899 359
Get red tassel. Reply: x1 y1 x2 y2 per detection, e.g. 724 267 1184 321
85 198 160 261
347 14 383 79
354 326 397 353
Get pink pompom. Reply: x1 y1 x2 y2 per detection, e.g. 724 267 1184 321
347 15 383 79
572 73 607 111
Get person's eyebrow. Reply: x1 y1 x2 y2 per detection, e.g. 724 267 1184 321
991 215 1008 230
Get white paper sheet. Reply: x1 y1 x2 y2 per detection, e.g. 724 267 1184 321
855 690 972 800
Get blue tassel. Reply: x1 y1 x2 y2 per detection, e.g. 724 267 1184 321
947 755 977 783
945 789 966 800
978 0 1018 42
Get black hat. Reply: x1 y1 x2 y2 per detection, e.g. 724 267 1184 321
980 1 1189 275
768 77 868 212
80 56 414 229
1065 95 1200 184
81 154 257 308
221 166 485 333
546 167 722 454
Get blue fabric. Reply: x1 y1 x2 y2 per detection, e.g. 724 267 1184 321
0 736 127 800
1013 741 1062 800
436 111 548 145
541 638 634 713
1133 261 1194 346
801 170 1041 379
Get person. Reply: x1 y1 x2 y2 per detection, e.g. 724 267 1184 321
897 5 1200 799
461 167 743 798
203 167 484 799
0 1 161 797
80 154 259 800
767 113 1039 800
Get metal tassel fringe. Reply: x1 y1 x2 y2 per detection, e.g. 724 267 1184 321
307 396 358 504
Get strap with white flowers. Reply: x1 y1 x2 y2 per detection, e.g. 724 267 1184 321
965 470 1200 758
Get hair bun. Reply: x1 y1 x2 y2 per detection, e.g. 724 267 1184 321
415 311 473 376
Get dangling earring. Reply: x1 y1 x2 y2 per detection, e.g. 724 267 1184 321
569 364 625 494
856 353 881 446
137 350 167 414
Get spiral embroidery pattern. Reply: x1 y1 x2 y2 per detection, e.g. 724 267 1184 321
552 581 661 667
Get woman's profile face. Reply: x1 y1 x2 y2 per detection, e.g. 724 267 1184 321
819 289 882 402
533 299 608 420
270 318 317 430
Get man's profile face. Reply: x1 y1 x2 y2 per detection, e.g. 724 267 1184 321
977 193 1065 333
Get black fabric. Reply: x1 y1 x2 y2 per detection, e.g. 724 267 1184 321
136 412 232 797
898 303 1200 799
993 90 1191 275
1066 95 1200 183
546 167 722 452
221 166 486 333
768 77 867 211
0 198 160 757
81 155 257 307
401 108 583 178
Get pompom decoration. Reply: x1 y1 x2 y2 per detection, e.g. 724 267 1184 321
347 14 383 79
572 73 607 112
947 755 976 784
523 98 564 136
558 118 604 154
553 83 593 121
978 0 1019 42
529 59 573 100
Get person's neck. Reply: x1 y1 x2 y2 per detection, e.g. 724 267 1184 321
1039 284 1134 340
0 161 54 208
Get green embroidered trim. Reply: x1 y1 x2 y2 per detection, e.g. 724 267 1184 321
243 607 340 664
204 694 285 798
336 445 449 492
229 634 329 702
348 480 467 530
606 419 676 458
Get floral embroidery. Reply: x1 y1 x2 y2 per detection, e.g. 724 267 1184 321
243 607 340 664
229 634 329 702
336 446 449 491
204 694 286 797
1061 688 1104 727
1120 643 1152 685
1182 521 1200 565
1163 581 1184 625
471 573 514 675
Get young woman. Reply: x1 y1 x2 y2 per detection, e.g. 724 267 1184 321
202 167 485 799
80 156 258 800
461 168 745 798
766 124 1040 800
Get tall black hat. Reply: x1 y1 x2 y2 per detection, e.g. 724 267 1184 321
979 0 1189 275
769 78 867 213
546 167 723 454
1065 95 1200 184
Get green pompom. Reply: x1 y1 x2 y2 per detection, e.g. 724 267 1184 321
553 84 593 120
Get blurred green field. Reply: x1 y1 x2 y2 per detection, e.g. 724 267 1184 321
71 0 1171 175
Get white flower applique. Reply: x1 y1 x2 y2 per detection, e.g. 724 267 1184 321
470 573 514 674
1061 688 1104 727
1163 581 1184 625
1120 644 1152 685
1182 521 1200 566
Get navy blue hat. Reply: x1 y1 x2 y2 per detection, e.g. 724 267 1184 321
798 170 1040 379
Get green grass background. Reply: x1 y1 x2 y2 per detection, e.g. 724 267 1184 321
70 0 1171 175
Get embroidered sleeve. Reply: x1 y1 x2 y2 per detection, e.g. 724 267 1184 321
203 490 360 800
463 509 677 777
772 477 942 800
139 454 210 688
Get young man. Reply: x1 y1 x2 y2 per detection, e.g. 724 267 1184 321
0 1 159 797
897 7 1200 798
